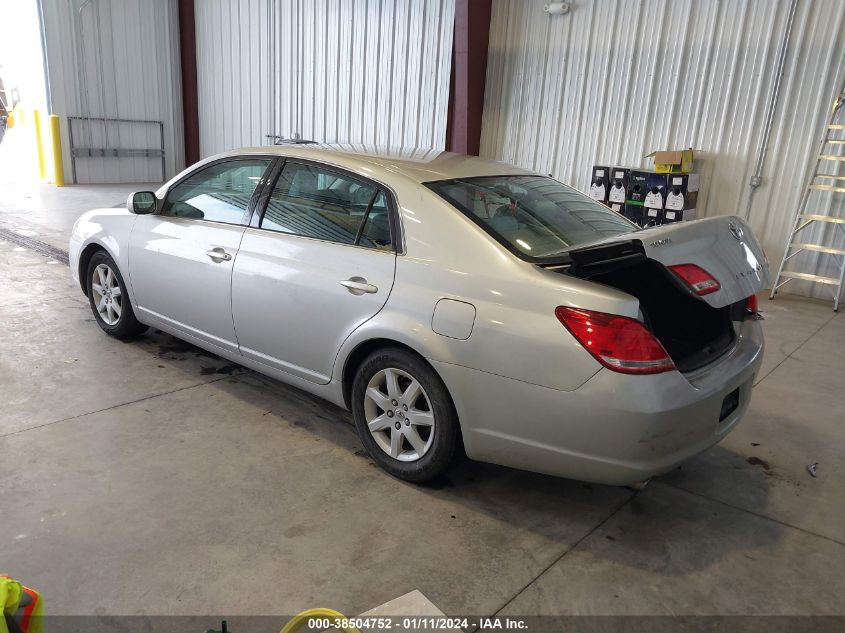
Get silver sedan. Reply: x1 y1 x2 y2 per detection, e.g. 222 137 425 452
69 146 768 485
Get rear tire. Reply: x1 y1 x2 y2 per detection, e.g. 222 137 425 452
351 347 460 482
87 251 148 338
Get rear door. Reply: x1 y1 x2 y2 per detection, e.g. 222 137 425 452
231 160 397 384
635 216 770 308
128 157 273 354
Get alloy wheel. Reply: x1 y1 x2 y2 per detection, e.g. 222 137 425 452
363 367 435 462
91 263 122 326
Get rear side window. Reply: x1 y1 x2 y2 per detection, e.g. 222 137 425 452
261 162 393 251
162 159 271 224
427 175 635 261
357 192 392 251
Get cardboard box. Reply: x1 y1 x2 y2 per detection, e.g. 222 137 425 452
607 167 630 215
663 173 700 223
627 170 667 226
645 148 695 173
588 165 611 205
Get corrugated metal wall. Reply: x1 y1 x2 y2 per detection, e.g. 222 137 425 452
481 0 845 297
40 0 184 184
195 0 455 157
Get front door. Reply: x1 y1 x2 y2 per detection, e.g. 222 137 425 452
128 157 273 354
232 160 397 383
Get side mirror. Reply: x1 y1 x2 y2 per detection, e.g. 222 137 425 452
128 191 157 214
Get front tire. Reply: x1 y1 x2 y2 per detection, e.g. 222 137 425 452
87 251 147 338
351 347 460 482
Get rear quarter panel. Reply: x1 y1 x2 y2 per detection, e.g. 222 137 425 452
335 182 641 393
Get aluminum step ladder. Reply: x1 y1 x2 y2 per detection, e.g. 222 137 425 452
771 88 845 311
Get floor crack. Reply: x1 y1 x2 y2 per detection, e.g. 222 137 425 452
481 492 638 624
660 481 845 547
754 308 839 385
0 375 234 440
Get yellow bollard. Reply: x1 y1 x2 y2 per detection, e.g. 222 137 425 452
32 110 47 181
48 115 65 186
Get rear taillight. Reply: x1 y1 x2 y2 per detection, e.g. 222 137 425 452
555 307 675 375
669 263 721 296
746 294 759 313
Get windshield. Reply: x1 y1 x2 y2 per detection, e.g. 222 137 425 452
426 175 637 260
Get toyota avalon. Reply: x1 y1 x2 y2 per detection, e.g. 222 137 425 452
69 146 768 485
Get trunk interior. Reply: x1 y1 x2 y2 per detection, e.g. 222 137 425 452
559 241 740 373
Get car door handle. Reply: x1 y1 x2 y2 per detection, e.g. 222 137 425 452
206 247 232 263
340 277 378 295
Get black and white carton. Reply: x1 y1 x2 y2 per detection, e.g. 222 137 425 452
663 173 700 223
588 165 611 205
631 171 668 226
607 167 630 215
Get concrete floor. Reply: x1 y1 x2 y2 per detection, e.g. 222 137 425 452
0 181 843 619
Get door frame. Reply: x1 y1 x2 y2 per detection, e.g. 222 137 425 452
153 153 281 226
127 153 279 351
245 156 405 254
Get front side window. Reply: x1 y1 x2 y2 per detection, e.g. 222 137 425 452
161 159 271 223
261 162 393 250
427 175 636 260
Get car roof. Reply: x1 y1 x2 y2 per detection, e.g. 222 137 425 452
212 144 534 184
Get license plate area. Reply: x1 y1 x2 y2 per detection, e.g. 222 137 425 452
719 387 740 422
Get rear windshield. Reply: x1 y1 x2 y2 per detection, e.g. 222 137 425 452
426 175 636 261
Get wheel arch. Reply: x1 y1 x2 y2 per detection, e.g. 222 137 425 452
340 336 466 457
77 242 108 296
341 338 423 409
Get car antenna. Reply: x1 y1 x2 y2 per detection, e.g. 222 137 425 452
265 132 317 145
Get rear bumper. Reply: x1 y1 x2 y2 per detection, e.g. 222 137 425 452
433 320 764 485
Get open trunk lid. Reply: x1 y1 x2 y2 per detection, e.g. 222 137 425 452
554 216 769 372
634 216 769 308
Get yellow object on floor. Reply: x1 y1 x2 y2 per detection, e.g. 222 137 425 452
280 608 360 633
0 577 43 633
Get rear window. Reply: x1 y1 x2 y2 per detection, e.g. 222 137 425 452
426 175 636 261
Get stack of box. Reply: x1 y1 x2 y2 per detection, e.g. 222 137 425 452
589 149 698 227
